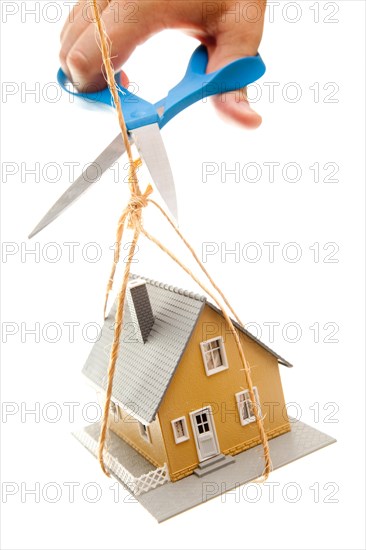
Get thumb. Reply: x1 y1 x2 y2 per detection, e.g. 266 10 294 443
206 41 263 129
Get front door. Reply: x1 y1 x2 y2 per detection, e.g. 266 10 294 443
190 406 219 462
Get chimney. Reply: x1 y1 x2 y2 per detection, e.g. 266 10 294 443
127 279 154 343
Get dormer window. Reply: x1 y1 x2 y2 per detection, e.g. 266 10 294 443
200 337 228 376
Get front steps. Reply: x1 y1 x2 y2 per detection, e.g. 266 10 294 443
193 453 236 477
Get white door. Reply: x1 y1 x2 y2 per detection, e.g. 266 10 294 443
190 407 219 462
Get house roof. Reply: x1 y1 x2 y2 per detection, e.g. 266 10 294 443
82 274 293 424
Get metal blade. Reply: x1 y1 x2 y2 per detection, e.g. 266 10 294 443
28 133 129 239
131 123 178 222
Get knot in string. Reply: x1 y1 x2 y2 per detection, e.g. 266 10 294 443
126 183 153 229
91 0 272 482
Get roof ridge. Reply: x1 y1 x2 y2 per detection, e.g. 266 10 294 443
128 274 292 368
129 273 207 303
206 302 293 368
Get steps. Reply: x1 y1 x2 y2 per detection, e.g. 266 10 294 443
193 453 236 477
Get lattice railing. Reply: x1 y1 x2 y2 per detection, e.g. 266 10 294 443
134 463 170 495
74 429 170 496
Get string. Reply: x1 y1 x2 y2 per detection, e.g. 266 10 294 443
140 222 271 479
90 0 271 480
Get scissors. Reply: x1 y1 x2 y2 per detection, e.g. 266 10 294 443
29 45 265 239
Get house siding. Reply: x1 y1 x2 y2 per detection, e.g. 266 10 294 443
109 408 167 469
158 304 290 481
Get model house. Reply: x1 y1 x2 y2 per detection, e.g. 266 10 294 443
82 274 292 483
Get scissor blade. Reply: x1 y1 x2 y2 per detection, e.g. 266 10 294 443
28 133 129 239
131 123 178 222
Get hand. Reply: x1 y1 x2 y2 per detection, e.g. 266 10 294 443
60 0 266 128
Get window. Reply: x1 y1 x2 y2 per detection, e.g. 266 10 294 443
195 411 210 434
110 401 121 421
171 416 189 444
200 337 228 376
235 387 261 426
138 421 151 443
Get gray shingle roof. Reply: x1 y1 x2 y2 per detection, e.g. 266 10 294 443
207 303 293 370
82 274 206 424
82 274 292 424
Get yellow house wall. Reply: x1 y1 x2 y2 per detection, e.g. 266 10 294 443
158 305 290 481
109 407 167 468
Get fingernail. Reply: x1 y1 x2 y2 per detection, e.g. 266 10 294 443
67 49 89 89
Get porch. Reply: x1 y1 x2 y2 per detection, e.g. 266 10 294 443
73 423 170 496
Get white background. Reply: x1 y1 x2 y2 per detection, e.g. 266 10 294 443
1 1 365 549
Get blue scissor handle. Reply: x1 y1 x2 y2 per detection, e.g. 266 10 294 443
57 45 265 130
57 69 158 130
158 45 265 128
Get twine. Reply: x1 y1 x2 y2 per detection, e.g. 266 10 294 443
90 0 271 480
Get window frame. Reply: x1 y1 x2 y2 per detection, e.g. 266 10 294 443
138 421 151 443
110 400 121 421
200 336 229 376
235 386 262 426
171 416 190 444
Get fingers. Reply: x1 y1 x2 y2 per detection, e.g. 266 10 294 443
118 70 129 88
60 0 109 75
208 37 264 129
206 0 266 128
60 0 84 41
208 43 263 128
60 1 161 91
60 0 105 41
59 0 266 128
211 89 262 129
